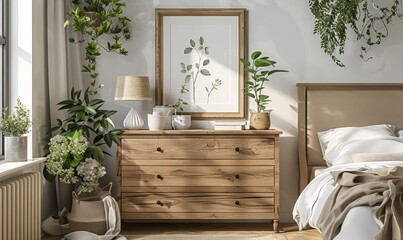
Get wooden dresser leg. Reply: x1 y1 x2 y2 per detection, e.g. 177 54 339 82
273 219 279 233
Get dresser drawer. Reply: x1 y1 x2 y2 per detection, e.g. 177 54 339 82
117 130 281 230
121 192 275 213
121 165 275 187
121 137 275 160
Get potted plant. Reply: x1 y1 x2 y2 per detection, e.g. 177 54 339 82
171 84 191 130
42 0 131 222
0 99 31 161
44 129 106 225
45 130 106 192
64 0 131 97
309 0 403 67
44 0 131 173
240 51 288 130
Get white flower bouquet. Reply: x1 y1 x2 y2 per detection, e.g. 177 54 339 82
45 130 106 192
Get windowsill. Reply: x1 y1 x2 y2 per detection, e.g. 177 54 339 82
0 158 46 178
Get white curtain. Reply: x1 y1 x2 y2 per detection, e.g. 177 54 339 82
32 0 83 157
32 0 85 220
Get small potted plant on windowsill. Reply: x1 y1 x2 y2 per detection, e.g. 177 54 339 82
240 51 288 130
171 84 191 130
0 99 31 161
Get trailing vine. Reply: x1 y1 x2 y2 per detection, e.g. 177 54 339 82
64 0 131 93
310 0 403 67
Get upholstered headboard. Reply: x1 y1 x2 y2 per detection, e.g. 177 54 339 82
297 83 403 193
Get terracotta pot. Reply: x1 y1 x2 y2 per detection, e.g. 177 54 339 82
249 110 272 130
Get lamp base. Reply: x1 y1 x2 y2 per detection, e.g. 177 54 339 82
123 105 144 129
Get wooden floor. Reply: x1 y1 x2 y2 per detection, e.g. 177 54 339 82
121 223 322 240
43 222 322 239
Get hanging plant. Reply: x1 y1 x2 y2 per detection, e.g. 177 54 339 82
310 0 403 67
64 0 131 93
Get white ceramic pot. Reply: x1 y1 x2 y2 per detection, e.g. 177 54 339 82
172 115 191 130
147 112 166 131
4 136 28 162
152 106 175 129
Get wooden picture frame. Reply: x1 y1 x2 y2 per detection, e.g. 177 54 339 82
155 8 246 120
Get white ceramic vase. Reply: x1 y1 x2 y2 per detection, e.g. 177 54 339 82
147 112 166 131
4 136 28 162
153 106 175 129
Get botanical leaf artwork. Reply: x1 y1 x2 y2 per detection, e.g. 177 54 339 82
205 79 222 104
180 37 221 104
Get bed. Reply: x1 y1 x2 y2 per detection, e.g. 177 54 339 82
293 83 403 240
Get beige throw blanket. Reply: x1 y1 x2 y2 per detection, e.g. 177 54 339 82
317 167 403 240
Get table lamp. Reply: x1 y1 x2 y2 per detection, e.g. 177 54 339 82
115 76 152 129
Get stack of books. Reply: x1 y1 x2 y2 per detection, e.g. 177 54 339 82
214 120 246 130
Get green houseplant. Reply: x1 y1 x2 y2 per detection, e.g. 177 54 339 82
43 0 132 221
240 51 288 130
44 0 131 184
0 99 31 161
64 0 131 93
309 0 403 67
170 84 191 130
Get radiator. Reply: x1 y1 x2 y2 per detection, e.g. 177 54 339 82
0 172 41 240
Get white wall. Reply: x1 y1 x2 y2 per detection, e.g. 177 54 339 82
77 0 403 222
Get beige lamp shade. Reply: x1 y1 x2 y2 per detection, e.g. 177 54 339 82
115 76 152 101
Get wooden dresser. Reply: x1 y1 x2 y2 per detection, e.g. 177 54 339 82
117 130 281 231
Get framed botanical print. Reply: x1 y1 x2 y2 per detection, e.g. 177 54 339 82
155 8 246 120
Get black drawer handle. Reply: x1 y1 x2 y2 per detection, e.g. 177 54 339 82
235 147 240 152
235 200 240 205
156 147 162 152
156 200 163 206
235 174 240 179
156 174 163 180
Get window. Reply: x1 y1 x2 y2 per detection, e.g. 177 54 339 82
0 0 9 157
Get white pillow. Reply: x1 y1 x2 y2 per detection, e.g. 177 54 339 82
324 137 403 165
398 130 403 138
351 152 403 163
318 124 396 156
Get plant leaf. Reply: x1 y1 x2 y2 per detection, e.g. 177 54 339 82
255 59 275 68
184 47 193 54
251 51 262 60
203 59 210 66
190 39 195 47
200 69 211 76
199 36 204 45
267 69 289 76
245 92 255 98
84 106 97 115
240 58 251 66
185 75 191 83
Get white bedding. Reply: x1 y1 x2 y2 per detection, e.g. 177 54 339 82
293 161 403 239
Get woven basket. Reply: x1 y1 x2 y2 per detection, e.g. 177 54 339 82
67 183 112 235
